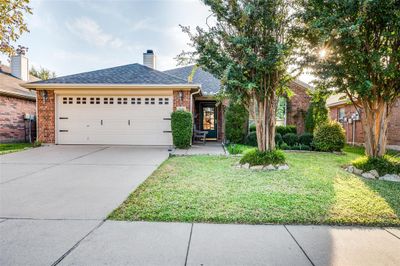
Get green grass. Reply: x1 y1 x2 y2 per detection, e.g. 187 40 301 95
226 144 253 154
343 144 400 157
110 150 400 226
0 143 33 155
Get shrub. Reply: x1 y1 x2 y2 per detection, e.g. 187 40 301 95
280 143 290 150
225 103 248 144
226 144 251 155
171 110 193 149
283 133 298 146
275 133 283 146
249 124 256 132
240 149 286 166
245 131 258 147
276 125 297 136
313 121 346 152
33 140 42 147
299 133 313 146
352 155 400 176
299 144 311 150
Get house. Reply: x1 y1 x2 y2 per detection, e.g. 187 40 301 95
22 50 311 145
0 53 38 143
327 94 400 149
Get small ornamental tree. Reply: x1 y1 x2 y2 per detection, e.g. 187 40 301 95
179 0 300 152
298 0 400 157
305 90 329 133
225 102 248 144
171 111 193 149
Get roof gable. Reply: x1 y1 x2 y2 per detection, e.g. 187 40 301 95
29 63 188 85
164 65 221 95
0 65 36 100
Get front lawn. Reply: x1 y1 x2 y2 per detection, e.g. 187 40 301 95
0 143 33 155
110 151 400 226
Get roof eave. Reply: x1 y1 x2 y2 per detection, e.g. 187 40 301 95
21 83 201 90
0 90 36 101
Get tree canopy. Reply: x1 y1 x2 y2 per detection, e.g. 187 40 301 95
180 0 300 151
30 66 56 80
0 0 32 56
298 0 400 157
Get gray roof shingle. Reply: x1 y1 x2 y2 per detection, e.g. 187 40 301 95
29 63 188 85
164 65 221 95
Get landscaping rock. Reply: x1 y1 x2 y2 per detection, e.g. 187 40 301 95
361 172 376 179
242 163 250 169
346 166 354 173
264 164 276 171
277 164 289 170
369 170 379 178
250 165 264 170
379 174 400 182
353 167 363 175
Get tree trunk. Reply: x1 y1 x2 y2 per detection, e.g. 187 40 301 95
361 99 391 157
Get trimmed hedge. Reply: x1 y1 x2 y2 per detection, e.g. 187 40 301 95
225 103 248 144
276 125 297 135
313 121 346 152
240 148 286 166
283 133 298 146
275 133 283 146
245 131 258 147
352 155 400 176
299 133 314 146
171 110 193 149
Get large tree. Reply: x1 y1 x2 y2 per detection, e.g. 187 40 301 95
179 0 299 151
298 0 400 157
0 0 32 56
30 66 56 80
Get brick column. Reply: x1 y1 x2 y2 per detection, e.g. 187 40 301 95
37 90 55 143
173 90 191 111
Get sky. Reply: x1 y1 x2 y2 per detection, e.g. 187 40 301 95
1 0 311 83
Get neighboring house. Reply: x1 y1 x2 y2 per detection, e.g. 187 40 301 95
0 54 38 143
23 50 311 145
327 94 400 149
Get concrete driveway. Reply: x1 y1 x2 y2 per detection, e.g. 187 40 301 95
0 145 169 265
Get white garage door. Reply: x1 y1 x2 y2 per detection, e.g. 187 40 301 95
56 95 173 145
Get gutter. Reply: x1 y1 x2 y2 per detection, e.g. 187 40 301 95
21 83 201 90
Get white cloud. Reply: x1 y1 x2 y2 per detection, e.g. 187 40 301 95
66 17 121 48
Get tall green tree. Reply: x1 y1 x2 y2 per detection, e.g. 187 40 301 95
179 0 299 151
0 0 32 56
30 66 56 80
298 0 400 157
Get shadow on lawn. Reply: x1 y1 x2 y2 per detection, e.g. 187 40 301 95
362 179 400 219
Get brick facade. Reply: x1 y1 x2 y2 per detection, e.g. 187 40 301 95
329 98 400 146
37 90 55 143
173 90 191 111
286 82 311 134
0 95 36 142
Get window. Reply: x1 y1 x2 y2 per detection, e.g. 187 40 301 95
68 97 73 104
96 97 100 104
109 97 114 104
76 97 81 104
82 97 87 104
158 98 163 105
131 98 136 104
104 98 109 104
150 98 155 105
338 108 346 122
62 97 67 104
164 98 169 105
117 97 122 104
123 98 128 104
137 98 141 105
145 98 149 105
90 97 95 104
202 107 215 130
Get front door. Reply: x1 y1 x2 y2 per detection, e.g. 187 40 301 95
200 103 217 139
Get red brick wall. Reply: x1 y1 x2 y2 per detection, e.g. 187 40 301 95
286 82 311 134
329 98 400 146
37 90 55 143
173 90 191 111
0 95 36 142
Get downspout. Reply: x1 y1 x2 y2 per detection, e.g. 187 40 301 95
190 88 201 145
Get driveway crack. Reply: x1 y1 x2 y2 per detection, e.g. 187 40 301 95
51 220 106 266
184 223 194 266
284 225 315 266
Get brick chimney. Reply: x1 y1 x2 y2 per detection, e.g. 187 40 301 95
11 46 29 81
143 50 156 69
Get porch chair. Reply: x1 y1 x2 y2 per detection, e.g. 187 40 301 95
193 125 207 144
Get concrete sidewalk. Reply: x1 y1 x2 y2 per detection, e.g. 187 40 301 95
1 220 399 266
